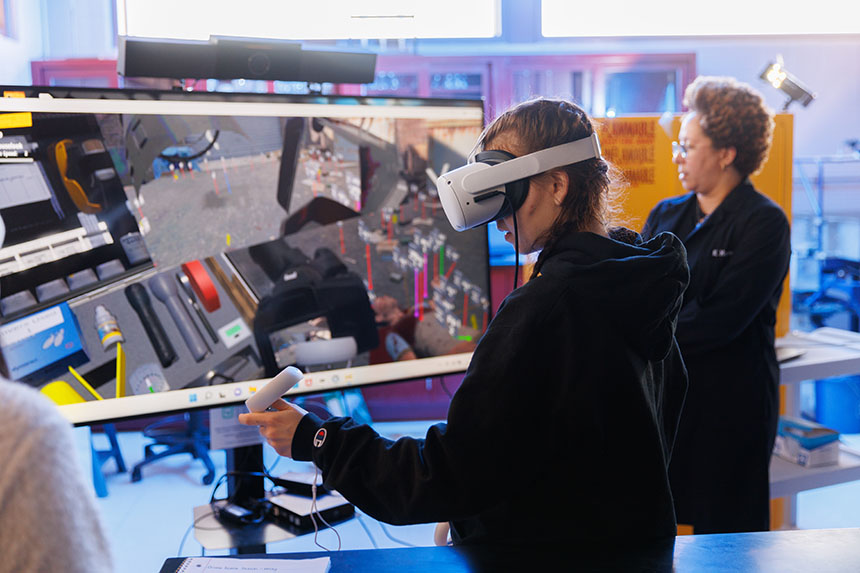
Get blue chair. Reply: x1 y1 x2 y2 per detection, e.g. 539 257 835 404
90 423 127 498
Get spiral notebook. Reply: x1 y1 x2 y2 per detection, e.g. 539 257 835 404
175 557 330 572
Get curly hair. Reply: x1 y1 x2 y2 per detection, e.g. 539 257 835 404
479 98 626 275
683 76 775 178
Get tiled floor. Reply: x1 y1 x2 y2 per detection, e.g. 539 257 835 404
78 424 860 573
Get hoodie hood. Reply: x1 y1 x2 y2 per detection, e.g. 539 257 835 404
535 229 689 361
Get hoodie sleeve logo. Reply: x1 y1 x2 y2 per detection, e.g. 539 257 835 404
313 428 327 448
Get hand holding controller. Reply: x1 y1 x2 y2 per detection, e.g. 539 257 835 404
245 366 303 413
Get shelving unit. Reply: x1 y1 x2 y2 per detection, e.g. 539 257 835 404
771 446 860 498
770 328 860 526
776 329 860 385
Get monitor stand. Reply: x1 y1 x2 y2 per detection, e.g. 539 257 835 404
226 443 266 554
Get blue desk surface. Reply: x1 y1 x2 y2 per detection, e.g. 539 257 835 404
160 527 860 572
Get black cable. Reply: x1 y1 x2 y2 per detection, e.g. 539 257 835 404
206 372 235 386
208 471 271 527
512 206 520 291
438 376 454 399
208 470 269 505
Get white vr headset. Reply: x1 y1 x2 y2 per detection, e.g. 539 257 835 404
436 132 602 232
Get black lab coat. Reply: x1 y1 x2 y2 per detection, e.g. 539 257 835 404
643 180 791 533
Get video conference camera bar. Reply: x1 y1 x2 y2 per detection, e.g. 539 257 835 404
118 36 377 84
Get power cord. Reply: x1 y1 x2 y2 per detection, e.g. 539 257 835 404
206 372 235 386
309 465 342 551
178 468 269 557
208 471 269 526
178 470 279 556
199 468 348 553
512 205 520 291
438 376 454 399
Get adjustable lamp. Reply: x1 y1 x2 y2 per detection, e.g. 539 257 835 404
760 56 816 111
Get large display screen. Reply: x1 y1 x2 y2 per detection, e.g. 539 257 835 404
0 87 487 425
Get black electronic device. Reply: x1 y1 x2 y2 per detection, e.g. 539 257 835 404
117 36 375 84
117 36 217 79
0 88 485 542
213 36 301 81
264 492 354 533
296 47 377 85
0 85 486 428
472 149 529 221
210 498 263 526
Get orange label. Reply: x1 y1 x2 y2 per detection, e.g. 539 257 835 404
3 91 26 98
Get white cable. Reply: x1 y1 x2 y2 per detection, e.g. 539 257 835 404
310 465 341 551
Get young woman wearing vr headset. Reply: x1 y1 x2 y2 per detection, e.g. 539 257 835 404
240 98 690 551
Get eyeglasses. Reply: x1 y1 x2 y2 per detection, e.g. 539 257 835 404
671 141 687 159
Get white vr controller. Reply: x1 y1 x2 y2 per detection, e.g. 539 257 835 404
245 366 304 413
436 132 602 232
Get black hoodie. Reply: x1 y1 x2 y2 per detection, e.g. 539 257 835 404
292 229 689 548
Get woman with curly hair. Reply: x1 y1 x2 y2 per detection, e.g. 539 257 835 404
643 76 791 534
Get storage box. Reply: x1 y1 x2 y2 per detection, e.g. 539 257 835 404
0 302 88 383
774 417 840 467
